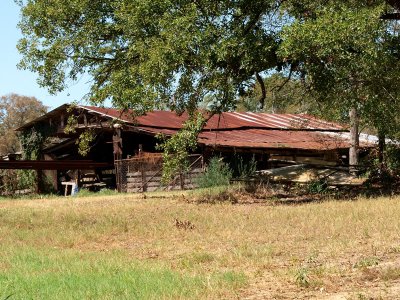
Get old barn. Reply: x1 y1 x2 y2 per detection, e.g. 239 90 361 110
10 104 372 194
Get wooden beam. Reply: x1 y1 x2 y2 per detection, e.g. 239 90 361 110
381 12 400 19
0 160 113 170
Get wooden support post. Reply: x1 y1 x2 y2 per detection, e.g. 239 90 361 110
113 127 123 192
138 144 143 157
113 128 123 161
36 169 43 194
115 161 121 193
349 107 359 174
141 167 147 192
378 132 385 165
180 172 184 190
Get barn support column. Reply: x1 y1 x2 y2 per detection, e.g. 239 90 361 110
113 126 123 192
113 127 123 161
349 107 359 174
36 169 43 194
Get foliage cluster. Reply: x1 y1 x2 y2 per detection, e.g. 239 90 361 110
279 3 400 137
307 178 328 195
0 169 28 195
19 125 51 160
18 124 56 191
17 0 283 113
0 93 47 155
156 113 205 183
229 154 257 179
362 144 400 186
196 157 233 189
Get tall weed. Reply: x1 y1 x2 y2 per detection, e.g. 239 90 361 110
196 157 232 188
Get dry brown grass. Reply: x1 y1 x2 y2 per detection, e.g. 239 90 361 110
1 191 400 299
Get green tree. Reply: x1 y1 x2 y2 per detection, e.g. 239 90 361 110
17 0 284 113
0 94 47 155
279 2 400 166
236 73 319 114
16 0 400 171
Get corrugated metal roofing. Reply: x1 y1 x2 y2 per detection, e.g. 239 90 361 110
81 106 346 131
17 104 371 151
79 106 371 150
136 127 361 150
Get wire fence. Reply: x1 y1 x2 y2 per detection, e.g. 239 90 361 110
115 154 204 193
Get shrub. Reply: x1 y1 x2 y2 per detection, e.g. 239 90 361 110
307 178 328 194
231 154 257 179
295 267 310 287
196 157 232 188
0 169 20 195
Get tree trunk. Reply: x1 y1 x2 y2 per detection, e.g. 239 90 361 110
378 131 386 177
255 73 266 109
349 107 359 174
36 169 43 194
378 132 385 165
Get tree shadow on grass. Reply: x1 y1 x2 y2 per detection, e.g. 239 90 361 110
190 181 400 206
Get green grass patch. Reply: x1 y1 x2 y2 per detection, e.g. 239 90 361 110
353 256 380 269
0 248 208 300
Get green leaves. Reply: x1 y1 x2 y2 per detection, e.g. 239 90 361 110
16 0 400 146
17 0 280 112
156 113 205 183
279 2 400 137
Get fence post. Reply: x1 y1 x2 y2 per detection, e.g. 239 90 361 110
180 172 184 190
141 165 147 192
115 160 121 192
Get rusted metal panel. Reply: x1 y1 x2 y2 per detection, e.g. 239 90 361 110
136 127 360 150
17 104 346 132
199 130 350 150
17 104 371 152
81 106 346 131
138 127 374 150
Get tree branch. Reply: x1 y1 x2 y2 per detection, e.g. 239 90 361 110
255 73 266 109
271 68 293 94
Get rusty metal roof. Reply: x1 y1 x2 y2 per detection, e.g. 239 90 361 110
81 106 346 131
136 127 363 150
83 106 360 150
17 104 368 151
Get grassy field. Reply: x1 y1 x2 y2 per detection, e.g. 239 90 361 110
0 191 400 299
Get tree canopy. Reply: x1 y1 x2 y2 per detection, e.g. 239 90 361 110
279 2 400 138
16 0 400 137
0 94 47 155
17 0 286 114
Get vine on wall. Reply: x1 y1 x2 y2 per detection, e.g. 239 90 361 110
17 124 55 191
64 111 96 157
156 113 205 184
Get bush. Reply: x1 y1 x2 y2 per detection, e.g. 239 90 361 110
386 144 400 173
231 154 257 179
307 178 328 194
196 157 232 188
0 169 21 195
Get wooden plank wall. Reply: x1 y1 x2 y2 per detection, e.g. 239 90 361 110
126 167 203 193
